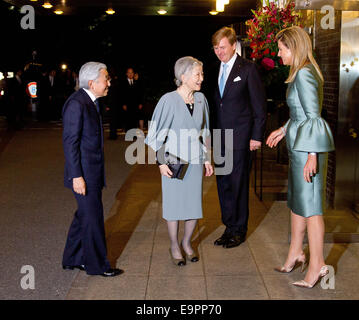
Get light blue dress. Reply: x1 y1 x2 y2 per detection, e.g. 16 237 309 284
145 90 210 221
284 64 335 217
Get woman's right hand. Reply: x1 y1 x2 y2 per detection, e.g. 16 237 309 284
266 128 285 148
159 164 173 178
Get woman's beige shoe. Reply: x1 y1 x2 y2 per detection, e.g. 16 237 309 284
180 242 199 262
185 252 199 263
274 252 307 273
169 248 185 266
292 265 329 288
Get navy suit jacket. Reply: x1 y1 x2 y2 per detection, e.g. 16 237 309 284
62 88 105 189
212 54 266 150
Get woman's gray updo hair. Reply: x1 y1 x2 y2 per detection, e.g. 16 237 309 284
174 56 203 87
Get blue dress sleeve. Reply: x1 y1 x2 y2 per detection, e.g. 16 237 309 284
283 119 291 132
201 95 211 163
292 67 335 153
145 93 175 152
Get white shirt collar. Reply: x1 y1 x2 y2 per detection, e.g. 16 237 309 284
222 52 237 70
83 88 97 102
219 53 238 84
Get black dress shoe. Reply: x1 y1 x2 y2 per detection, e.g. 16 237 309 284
224 235 246 249
63 265 85 271
214 233 231 246
101 268 124 277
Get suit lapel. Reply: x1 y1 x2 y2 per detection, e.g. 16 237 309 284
80 89 104 148
215 61 221 99
81 89 101 122
221 54 243 99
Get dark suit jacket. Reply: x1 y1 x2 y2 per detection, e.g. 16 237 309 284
211 54 266 150
7 76 26 106
62 88 105 189
121 79 144 110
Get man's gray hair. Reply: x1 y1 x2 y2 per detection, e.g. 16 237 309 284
174 56 203 87
79 61 107 89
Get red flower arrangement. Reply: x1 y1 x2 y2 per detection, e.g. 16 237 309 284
245 1 301 99
246 1 300 69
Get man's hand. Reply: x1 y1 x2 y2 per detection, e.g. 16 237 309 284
250 139 262 151
73 177 86 195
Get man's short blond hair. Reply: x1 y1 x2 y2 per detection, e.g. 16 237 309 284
212 27 237 46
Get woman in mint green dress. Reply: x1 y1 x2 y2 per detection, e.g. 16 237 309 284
266 26 335 288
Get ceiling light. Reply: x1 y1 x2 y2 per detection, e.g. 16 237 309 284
209 11 219 15
157 9 167 15
106 8 115 15
61 64 68 70
216 1 225 12
54 9 63 15
42 2 53 9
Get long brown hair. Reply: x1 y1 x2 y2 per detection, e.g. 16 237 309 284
276 26 323 83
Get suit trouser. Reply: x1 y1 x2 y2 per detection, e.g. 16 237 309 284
62 188 111 275
216 148 251 236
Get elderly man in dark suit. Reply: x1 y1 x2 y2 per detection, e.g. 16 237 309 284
210 27 266 248
62 61 123 277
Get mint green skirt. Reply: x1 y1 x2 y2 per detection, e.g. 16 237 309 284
286 122 328 217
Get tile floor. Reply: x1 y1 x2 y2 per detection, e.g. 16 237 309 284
65 163 359 300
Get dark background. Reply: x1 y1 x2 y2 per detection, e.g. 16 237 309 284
0 2 247 100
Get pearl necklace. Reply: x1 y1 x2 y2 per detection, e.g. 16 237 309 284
177 88 194 106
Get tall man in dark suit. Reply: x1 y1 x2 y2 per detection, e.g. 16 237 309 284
211 27 266 248
62 62 123 277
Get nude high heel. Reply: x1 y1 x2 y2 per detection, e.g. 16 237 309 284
169 248 185 266
274 252 307 273
292 265 330 288
180 242 199 262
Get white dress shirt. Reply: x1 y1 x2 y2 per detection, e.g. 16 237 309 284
49 75 54 87
218 53 238 87
83 88 96 103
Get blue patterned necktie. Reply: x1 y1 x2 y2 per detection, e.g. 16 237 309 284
219 63 227 97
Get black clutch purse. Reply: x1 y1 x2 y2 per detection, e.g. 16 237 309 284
164 152 189 180
157 149 189 180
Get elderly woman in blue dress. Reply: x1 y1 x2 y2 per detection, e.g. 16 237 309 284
145 56 213 266
266 26 335 288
